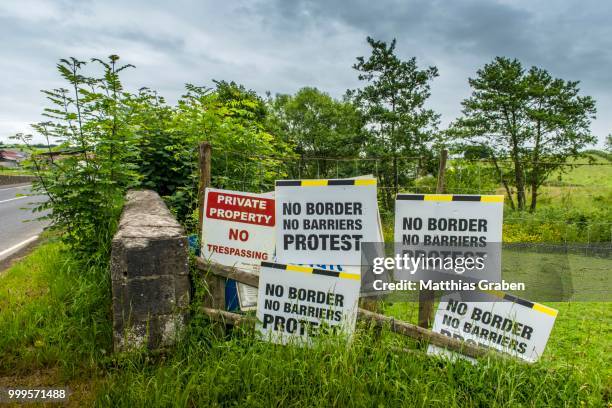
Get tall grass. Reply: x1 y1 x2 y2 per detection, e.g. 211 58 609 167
95 317 605 407
1 242 609 406
0 240 112 378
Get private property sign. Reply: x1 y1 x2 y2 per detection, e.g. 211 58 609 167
201 188 276 305
428 291 558 362
275 178 379 266
256 262 360 345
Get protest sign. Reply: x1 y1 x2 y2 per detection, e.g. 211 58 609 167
201 188 275 309
256 262 361 345
275 178 379 265
428 291 558 362
394 194 504 282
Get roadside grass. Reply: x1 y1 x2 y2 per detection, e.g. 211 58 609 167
1 241 609 406
0 240 111 405
94 321 606 407
0 167 33 176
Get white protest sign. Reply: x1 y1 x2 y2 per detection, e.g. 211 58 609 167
201 188 276 309
428 291 558 362
394 194 504 281
275 178 379 266
256 262 360 345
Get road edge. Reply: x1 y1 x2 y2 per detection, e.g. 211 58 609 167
0 235 43 274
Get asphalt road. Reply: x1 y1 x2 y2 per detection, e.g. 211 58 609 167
0 184 49 260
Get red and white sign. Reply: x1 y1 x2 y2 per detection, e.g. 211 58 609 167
202 188 276 308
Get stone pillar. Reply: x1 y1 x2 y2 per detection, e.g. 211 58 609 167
111 190 190 352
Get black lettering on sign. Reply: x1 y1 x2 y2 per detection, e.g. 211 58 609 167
403 217 423 230
442 314 460 328
283 202 301 215
446 299 468 315
265 283 284 297
283 219 299 230
264 299 280 311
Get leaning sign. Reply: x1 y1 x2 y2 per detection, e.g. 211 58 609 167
275 178 379 266
201 188 275 308
394 194 504 282
256 262 360 345
428 291 558 362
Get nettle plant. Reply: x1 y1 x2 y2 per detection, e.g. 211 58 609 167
14 56 140 260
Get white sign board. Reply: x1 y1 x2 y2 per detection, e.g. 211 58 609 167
256 262 360 345
428 291 558 362
394 194 504 281
201 188 276 309
275 178 379 265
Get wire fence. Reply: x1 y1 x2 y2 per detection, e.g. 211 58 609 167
204 150 611 251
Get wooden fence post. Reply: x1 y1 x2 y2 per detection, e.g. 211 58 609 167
198 142 226 309
418 149 447 328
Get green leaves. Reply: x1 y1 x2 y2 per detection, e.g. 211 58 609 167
452 57 597 211
16 56 139 257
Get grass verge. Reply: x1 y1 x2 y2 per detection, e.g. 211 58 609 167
0 242 609 407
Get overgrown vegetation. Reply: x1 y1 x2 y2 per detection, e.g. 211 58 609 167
2 36 609 406
0 242 609 406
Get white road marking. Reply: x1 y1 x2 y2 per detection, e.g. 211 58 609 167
0 196 27 204
0 235 39 259
0 184 31 192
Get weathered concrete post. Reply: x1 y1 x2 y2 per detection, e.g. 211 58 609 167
111 190 190 352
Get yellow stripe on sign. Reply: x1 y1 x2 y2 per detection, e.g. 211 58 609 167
483 290 505 299
532 303 558 317
301 180 329 187
286 264 314 274
339 272 361 281
480 195 505 203
424 194 453 201
354 179 376 186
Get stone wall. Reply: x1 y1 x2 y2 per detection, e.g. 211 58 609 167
111 190 190 352
0 174 36 186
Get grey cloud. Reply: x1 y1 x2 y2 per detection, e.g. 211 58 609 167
0 0 610 145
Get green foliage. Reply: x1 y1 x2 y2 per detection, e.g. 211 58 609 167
13 56 140 258
0 240 111 377
267 87 364 178
162 82 293 230
452 57 597 211
348 37 440 208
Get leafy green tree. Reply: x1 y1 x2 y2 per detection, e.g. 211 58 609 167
166 82 292 228
267 87 364 178
14 56 139 257
347 37 440 207
452 57 596 211
130 88 187 197
605 134 612 153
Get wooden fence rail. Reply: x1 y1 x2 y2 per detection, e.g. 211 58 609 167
195 257 506 360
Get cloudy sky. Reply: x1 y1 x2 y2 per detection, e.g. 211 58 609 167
1 0 610 146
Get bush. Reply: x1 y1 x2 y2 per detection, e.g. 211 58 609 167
14 56 139 259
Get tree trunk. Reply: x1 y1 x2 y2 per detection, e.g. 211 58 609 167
491 154 515 210
530 120 542 212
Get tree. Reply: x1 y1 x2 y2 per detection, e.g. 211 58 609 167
267 87 364 178
452 57 596 211
13 56 140 256
347 37 440 207
606 134 612 153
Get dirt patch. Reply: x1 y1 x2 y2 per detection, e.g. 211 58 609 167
0 367 101 407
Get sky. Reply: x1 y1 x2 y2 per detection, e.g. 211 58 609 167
1 0 610 146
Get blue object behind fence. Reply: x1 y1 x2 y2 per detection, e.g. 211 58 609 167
188 234 240 311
